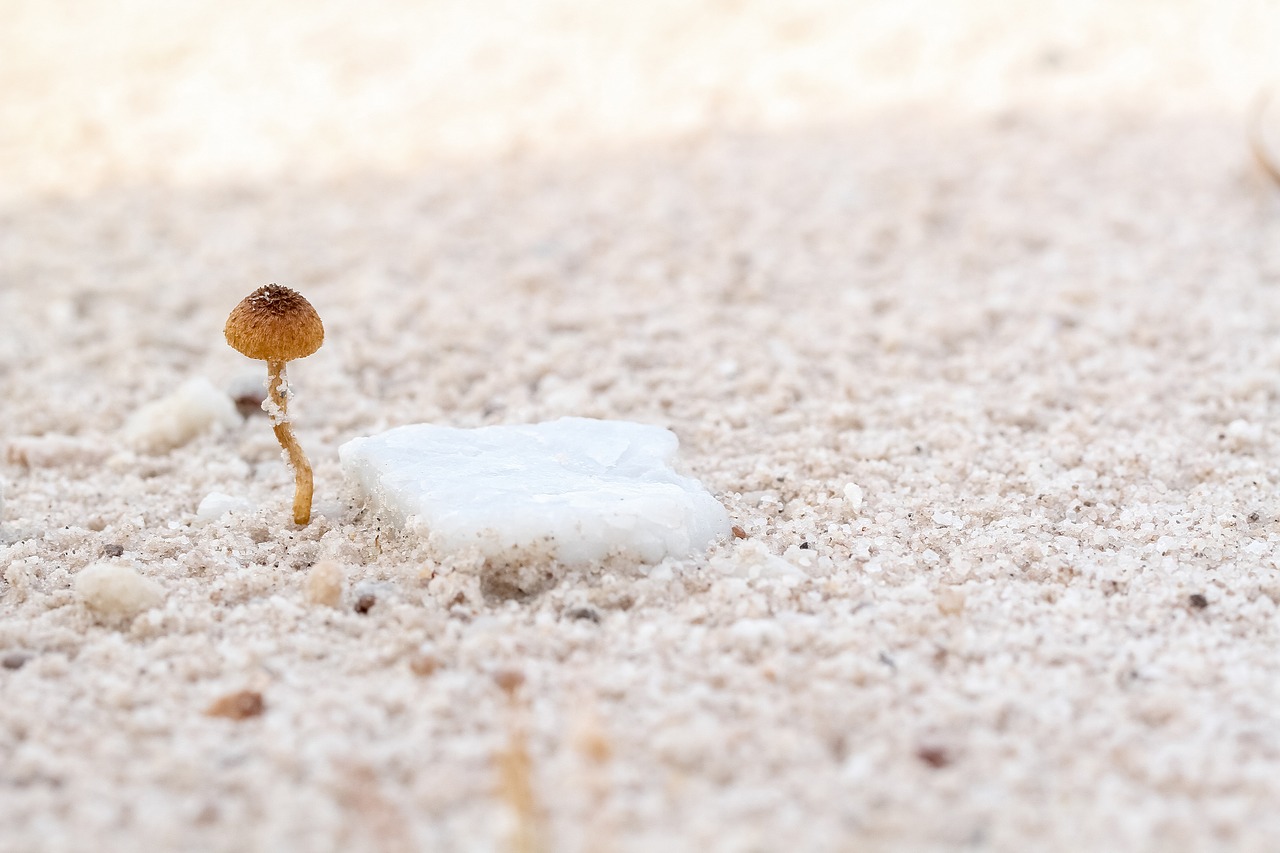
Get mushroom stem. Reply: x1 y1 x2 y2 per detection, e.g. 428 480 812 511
266 359 314 525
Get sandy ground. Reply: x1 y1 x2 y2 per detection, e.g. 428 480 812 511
6 1 1280 850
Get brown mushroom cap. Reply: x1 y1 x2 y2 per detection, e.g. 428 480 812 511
224 284 324 361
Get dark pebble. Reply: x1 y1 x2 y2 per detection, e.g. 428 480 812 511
916 745 953 768
2 651 33 670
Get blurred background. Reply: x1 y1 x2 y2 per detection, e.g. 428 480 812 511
3 0 1279 198
5 0 1280 445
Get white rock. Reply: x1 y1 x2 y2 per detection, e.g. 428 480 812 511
932 510 964 529
122 377 240 453
195 492 254 521
340 417 731 566
75 563 164 623
1224 418 1263 450
843 483 864 509
305 560 344 607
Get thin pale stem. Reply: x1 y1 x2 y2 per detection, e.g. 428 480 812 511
267 359 314 525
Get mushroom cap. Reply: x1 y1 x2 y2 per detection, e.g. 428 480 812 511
224 284 324 362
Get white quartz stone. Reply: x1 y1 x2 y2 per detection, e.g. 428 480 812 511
195 492 254 521
122 377 240 453
75 563 164 623
339 417 731 566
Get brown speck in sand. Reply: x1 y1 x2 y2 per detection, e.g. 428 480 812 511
353 593 377 614
732 525 748 539
493 669 526 696
409 653 441 677
206 690 265 720
576 721 612 764
102 543 124 558
2 651 33 670
565 607 601 623
1188 593 1209 610
916 745 953 769
233 388 268 419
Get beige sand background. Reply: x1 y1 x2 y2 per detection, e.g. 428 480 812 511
5 1 1280 850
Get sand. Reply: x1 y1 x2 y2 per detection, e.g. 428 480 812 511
4 1 1280 850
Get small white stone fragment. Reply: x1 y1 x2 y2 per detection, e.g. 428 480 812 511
196 492 254 521
305 560 344 607
339 418 731 566
75 563 164 623
843 483 864 509
1223 419 1263 450
932 510 964 529
122 377 240 453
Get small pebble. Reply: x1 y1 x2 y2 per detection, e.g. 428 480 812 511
353 593 377 614
732 525 748 539
2 651 33 670
1188 593 1208 610
206 690 265 720
917 745 953 768
305 560 344 608
409 653 441 677
493 669 525 695
227 374 268 419
565 607 601 622
75 563 164 623
103 543 124 558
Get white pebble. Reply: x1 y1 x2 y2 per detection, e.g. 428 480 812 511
932 510 964 529
195 492 254 521
305 560 344 607
843 483 864 509
340 418 731 566
75 563 164 623
122 377 240 453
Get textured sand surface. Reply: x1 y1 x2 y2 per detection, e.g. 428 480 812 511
6 2 1280 851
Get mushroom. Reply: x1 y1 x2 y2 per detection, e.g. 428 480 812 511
224 284 325 525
